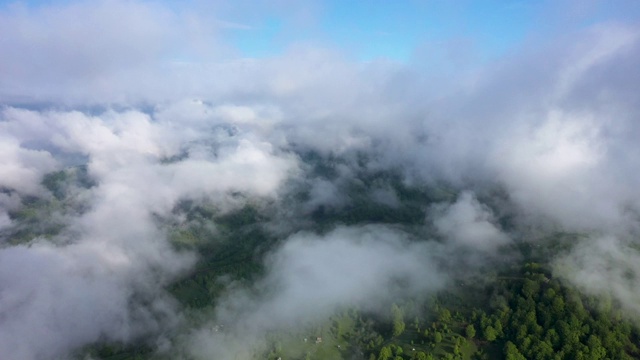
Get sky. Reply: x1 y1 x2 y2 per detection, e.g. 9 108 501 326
0 1 637 107
224 0 538 61
3 0 639 63
2 1 640 359
164 1 637 61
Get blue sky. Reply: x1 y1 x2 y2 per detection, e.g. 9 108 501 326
223 0 539 61
216 0 640 62
1 0 639 63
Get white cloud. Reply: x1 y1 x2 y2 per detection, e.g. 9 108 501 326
0 136 58 195
188 225 445 359
0 104 298 359
433 191 510 251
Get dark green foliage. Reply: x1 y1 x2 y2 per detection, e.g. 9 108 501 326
465 324 476 339
58 156 639 360
482 326 497 341
168 203 275 308
434 331 443 343
378 346 393 360
483 264 640 360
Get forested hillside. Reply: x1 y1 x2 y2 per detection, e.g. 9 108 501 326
12 157 632 360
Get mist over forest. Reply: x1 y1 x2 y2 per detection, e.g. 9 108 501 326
1 1 640 360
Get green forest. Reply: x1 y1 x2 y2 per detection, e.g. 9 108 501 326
5 160 640 360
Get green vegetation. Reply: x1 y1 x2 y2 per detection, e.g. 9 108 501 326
1 166 94 246
168 203 275 309
7 165 640 360
481 264 640 360
256 262 639 360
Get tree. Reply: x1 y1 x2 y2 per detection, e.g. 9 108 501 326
393 319 406 337
391 304 406 337
378 346 393 360
504 341 526 360
522 279 540 298
530 340 554 359
551 297 565 316
493 318 504 337
465 324 476 338
434 331 443 343
439 308 452 323
414 352 428 360
543 288 556 301
393 345 403 356
545 329 560 348
587 335 607 360
483 326 497 341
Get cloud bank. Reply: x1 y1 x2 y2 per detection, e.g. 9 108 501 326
0 105 297 359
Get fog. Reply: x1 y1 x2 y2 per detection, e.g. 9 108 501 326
187 226 447 359
1 1 640 359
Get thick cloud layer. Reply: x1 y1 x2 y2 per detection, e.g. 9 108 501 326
0 106 297 360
